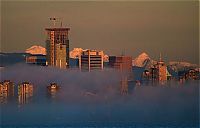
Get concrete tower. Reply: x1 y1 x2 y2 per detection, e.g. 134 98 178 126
45 18 70 69
157 53 167 81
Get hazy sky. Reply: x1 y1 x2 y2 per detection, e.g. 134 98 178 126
1 1 199 64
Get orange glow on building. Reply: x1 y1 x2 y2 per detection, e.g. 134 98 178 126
18 82 33 105
79 50 104 72
45 27 70 69
0 80 14 104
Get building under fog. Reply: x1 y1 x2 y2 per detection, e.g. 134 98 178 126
45 27 70 69
18 82 33 104
0 80 14 103
109 56 132 94
79 50 104 71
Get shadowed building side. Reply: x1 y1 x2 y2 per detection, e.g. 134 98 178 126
109 56 132 94
109 56 132 78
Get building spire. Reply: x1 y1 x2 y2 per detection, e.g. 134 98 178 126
159 52 162 62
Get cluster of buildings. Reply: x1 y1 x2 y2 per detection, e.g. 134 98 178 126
0 80 14 103
0 80 33 104
26 19 134 73
25 20 199 94
142 55 170 82
0 80 62 104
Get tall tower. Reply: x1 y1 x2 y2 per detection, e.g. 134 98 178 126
45 18 70 68
157 53 167 81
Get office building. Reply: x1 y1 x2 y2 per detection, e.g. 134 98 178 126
45 27 70 69
0 80 14 96
18 82 33 104
79 50 103 71
109 56 132 93
0 80 14 103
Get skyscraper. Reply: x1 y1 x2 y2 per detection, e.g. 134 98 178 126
45 27 70 69
18 82 33 104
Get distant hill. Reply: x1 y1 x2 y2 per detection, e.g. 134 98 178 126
0 52 30 67
25 45 46 55
132 52 157 69
168 61 199 73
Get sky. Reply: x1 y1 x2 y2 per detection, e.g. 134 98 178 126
1 1 199 64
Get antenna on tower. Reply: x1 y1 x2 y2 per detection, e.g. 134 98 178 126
159 52 162 62
49 17 62 27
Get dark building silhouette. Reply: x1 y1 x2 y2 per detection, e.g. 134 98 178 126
109 56 132 74
26 54 46 66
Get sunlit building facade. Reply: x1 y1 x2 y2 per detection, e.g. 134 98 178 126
18 82 33 104
0 80 14 104
45 28 70 69
150 54 167 82
79 50 104 71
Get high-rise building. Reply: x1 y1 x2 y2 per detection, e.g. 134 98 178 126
150 53 167 81
18 82 33 104
157 60 167 81
0 80 14 103
79 50 104 71
45 27 70 69
109 56 132 94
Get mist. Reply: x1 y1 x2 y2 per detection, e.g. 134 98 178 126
0 64 199 127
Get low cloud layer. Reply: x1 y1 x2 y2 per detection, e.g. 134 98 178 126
0 64 199 127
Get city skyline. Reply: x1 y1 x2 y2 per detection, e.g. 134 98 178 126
1 1 199 64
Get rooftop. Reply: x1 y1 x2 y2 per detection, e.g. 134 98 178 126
45 28 70 31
